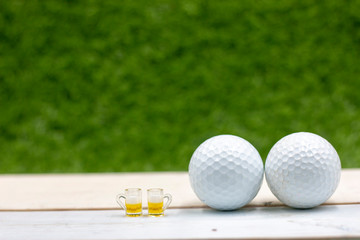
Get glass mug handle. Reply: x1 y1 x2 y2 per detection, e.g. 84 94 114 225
116 194 126 210
163 193 172 211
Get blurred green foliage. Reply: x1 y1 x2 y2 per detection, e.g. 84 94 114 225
0 0 360 173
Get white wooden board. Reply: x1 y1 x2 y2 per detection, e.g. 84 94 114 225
1 204 360 240
0 169 359 211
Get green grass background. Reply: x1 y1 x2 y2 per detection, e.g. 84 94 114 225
1 0 360 173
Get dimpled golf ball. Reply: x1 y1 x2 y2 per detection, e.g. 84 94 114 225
265 132 341 209
188 135 264 210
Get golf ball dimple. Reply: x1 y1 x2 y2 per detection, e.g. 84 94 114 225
265 132 341 209
188 135 264 210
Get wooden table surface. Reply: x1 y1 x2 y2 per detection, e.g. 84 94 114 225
0 169 360 239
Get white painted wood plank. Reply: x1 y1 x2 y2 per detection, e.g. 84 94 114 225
0 169 359 211
0 205 360 240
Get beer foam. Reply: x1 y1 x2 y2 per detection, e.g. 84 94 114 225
126 196 140 204
149 195 163 203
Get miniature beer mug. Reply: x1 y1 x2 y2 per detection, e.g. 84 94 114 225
147 188 172 217
116 188 142 217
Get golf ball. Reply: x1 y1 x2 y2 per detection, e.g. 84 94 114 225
189 135 264 210
265 132 341 209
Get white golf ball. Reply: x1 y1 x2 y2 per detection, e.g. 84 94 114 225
189 135 264 210
265 132 341 209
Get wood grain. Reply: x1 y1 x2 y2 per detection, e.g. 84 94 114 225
1 205 360 240
0 169 359 211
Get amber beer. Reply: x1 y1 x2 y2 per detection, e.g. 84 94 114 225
124 197 142 217
116 188 142 217
147 188 172 217
148 195 164 216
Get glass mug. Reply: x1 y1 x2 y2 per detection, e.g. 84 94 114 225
116 188 142 217
147 188 172 217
